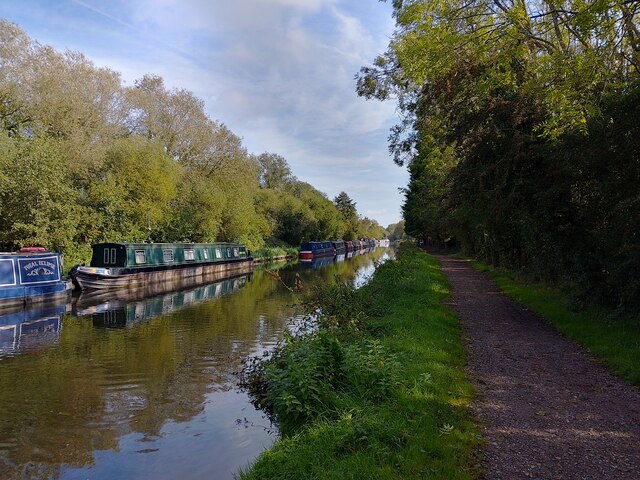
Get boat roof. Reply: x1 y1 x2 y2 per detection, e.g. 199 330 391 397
0 251 55 256
92 242 243 248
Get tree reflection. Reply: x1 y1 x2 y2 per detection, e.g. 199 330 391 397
0 249 390 477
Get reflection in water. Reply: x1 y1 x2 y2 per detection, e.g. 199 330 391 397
74 274 251 328
0 303 67 357
0 248 393 480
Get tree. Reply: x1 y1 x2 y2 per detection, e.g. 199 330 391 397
386 221 406 243
0 134 81 251
125 74 214 166
87 137 181 242
358 0 640 308
256 152 293 190
333 192 357 219
333 191 360 238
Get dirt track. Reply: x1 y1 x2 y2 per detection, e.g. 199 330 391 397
430 252 640 480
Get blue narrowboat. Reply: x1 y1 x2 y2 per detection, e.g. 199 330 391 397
72 242 253 290
332 240 346 255
299 241 335 261
0 248 71 308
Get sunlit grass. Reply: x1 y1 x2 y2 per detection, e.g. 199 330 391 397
252 246 298 261
240 246 481 479
470 260 640 386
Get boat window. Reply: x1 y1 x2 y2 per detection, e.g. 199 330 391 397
103 249 109 264
184 249 195 261
234 248 239 257
135 250 146 264
163 249 174 262
204 250 209 259
227 248 232 257
215 248 222 259
110 248 116 264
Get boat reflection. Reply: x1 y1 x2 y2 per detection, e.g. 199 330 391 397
73 274 252 327
300 248 370 270
0 302 67 356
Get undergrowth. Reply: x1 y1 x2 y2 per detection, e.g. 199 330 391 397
252 246 298 261
239 244 480 479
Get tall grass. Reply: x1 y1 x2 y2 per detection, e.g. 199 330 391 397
240 245 481 479
252 246 298 262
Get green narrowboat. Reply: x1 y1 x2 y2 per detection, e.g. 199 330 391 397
72 242 253 290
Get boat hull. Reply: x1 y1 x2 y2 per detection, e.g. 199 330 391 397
0 252 71 309
0 282 71 309
75 258 253 291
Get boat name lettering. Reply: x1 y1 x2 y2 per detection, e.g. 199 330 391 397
22 260 57 271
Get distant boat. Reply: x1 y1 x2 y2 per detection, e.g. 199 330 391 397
0 248 71 308
332 240 346 255
298 241 335 261
72 242 253 290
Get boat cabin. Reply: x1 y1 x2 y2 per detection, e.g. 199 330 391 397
0 249 69 306
90 242 249 269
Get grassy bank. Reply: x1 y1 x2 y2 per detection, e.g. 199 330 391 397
471 261 640 386
240 245 480 479
252 246 298 263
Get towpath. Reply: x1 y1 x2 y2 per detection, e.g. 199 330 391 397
428 251 640 480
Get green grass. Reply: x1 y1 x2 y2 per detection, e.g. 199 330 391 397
470 260 640 386
240 245 481 479
252 246 298 261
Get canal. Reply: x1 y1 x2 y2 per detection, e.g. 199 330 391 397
0 248 393 479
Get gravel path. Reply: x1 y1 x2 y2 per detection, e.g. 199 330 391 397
429 252 640 480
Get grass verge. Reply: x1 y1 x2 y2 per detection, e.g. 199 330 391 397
470 261 640 386
252 246 298 262
239 245 480 479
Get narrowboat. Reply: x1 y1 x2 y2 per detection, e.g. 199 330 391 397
72 242 253 290
299 241 335 261
0 248 71 308
332 240 346 255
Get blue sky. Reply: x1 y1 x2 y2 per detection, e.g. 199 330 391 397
0 0 408 227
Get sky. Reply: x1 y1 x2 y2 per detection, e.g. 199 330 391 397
0 0 408 228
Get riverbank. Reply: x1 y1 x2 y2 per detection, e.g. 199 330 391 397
240 245 480 479
251 246 298 264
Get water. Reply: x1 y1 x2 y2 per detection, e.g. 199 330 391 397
0 248 393 480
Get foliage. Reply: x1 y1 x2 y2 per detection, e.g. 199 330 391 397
252 245 298 261
255 152 293 190
358 1 640 310
0 20 385 263
241 246 479 479
244 330 345 435
386 220 408 242
0 134 82 251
